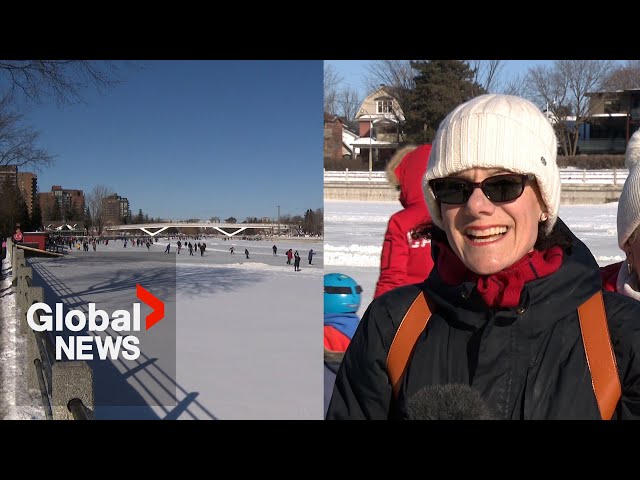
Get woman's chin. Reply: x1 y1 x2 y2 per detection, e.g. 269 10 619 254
465 259 508 276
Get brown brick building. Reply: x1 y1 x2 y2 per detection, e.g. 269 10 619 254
17 172 37 217
40 186 85 221
324 113 344 161
0 165 18 191
102 193 131 225
0 165 38 217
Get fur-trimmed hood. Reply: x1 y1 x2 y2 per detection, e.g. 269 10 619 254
386 144 432 210
618 129 640 248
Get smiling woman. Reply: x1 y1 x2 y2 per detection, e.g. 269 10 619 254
326 94 640 420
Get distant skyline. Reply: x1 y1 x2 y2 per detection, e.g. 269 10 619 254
324 59 556 100
19 61 323 221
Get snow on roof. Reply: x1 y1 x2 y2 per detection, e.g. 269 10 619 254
351 138 396 147
356 114 402 123
590 113 628 117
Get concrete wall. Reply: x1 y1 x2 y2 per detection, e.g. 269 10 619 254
325 183 398 202
324 183 623 204
560 184 623 204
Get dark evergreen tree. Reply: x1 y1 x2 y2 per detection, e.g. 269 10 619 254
16 197 30 230
314 207 324 236
0 176 26 234
404 60 485 144
51 197 62 221
30 190 43 231
302 208 324 236
84 206 92 230
64 203 80 221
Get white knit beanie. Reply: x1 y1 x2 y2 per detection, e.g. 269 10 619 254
424 94 561 234
617 129 640 249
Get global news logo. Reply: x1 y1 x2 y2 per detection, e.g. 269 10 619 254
26 284 164 361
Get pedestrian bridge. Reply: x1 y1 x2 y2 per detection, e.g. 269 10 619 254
104 222 288 238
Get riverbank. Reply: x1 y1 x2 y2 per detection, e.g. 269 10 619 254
324 183 623 204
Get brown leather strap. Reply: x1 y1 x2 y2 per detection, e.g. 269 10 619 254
578 290 621 420
386 292 432 399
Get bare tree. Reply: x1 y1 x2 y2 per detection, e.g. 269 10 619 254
0 60 130 172
337 86 362 121
466 60 505 94
526 60 615 156
0 60 125 106
87 184 113 235
363 60 415 95
0 93 54 170
324 63 343 115
499 72 529 96
364 60 505 95
602 60 640 90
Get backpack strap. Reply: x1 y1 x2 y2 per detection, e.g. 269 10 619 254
386 292 433 399
386 290 620 420
577 290 621 420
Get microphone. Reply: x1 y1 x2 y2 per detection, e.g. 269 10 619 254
404 384 495 420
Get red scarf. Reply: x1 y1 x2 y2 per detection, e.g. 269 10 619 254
436 242 564 308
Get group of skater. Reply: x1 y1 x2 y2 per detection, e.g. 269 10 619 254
233 244 318 270
159 241 319 265
165 240 207 256
2 227 320 269
282 247 315 271
228 246 250 258
228 243 318 271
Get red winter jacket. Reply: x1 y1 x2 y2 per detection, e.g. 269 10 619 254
600 261 622 292
374 144 434 299
324 326 351 351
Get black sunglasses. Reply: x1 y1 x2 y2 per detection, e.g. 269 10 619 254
324 285 363 294
429 174 535 205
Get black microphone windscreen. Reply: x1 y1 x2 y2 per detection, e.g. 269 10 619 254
405 384 495 420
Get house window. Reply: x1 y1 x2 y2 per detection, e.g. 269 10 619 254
377 100 393 114
604 99 621 113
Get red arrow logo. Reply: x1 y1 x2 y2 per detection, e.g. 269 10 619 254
136 284 164 330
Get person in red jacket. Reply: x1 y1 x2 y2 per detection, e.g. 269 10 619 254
601 129 640 300
12 224 24 244
374 144 434 299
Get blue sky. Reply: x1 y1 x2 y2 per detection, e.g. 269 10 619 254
324 60 555 99
19 61 323 222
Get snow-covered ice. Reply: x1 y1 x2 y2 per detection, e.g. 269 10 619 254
2 236 323 420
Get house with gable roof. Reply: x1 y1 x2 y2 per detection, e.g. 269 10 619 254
352 84 405 170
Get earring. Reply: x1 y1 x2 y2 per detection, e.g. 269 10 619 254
540 212 548 222
629 258 634 275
